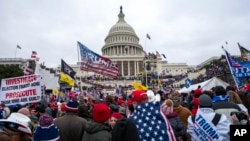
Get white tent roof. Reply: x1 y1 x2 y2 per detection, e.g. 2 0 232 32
178 77 229 93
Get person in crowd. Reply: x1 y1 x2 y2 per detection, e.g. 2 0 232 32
0 104 5 119
37 98 52 116
0 112 33 141
33 114 60 141
237 89 250 115
162 99 186 141
78 103 92 121
1 104 10 118
187 94 230 141
49 95 58 118
109 112 123 130
169 92 192 141
54 96 87 141
186 90 194 110
82 103 111 141
228 90 249 116
190 92 200 116
111 118 140 141
169 92 192 128
17 107 37 134
212 85 241 122
129 89 176 141
118 106 126 117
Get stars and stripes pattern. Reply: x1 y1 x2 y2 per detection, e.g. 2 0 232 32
129 102 176 141
31 51 37 59
78 41 119 78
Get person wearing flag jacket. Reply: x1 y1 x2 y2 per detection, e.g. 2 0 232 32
128 89 176 141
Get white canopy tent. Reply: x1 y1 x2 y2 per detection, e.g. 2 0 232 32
178 77 229 93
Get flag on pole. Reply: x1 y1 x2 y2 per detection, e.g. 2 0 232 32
156 51 161 57
78 41 119 79
31 51 37 59
60 72 75 86
238 43 250 61
184 78 192 88
17 45 22 49
146 33 151 40
223 47 243 88
61 59 76 79
161 54 167 59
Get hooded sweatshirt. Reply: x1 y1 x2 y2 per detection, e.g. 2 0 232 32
82 121 111 141
112 118 140 141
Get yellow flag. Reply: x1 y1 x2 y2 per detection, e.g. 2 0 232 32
60 72 74 86
132 82 148 91
53 89 59 95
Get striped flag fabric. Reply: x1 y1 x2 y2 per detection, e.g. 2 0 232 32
78 41 119 79
23 60 35 75
238 42 250 61
31 51 37 59
129 101 176 141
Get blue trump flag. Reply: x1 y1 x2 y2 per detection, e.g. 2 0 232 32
129 102 176 141
222 47 250 87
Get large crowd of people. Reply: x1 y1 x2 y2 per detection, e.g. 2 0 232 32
0 84 250 141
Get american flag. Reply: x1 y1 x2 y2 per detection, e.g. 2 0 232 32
129 102 176 141
78 41 119 78
31 51 37 59
23 61 35 75
156 51 161 57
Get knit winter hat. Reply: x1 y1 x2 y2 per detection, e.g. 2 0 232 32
93 103 111 123
33 114 60 141
199 94 212 107
65 98 79 112
111 112 123 120
130 90 148 103
162 99 174 115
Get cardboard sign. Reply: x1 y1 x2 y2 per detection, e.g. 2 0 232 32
0 75 41 105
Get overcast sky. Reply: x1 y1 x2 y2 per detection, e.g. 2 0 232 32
1 0 250 68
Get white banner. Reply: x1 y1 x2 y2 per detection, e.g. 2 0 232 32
0 75 42 106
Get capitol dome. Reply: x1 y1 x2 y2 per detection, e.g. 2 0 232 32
102 6 145 76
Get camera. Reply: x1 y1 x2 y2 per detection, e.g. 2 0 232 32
231 111 249 125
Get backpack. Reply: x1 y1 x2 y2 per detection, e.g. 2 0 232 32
192 113 221 126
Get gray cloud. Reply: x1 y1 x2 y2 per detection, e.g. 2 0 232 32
1 0 250 67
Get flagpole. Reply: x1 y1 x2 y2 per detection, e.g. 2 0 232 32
222 46 239 88
15 46 18 58
77 42 83 92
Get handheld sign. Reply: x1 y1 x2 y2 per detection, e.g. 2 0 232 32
0 75 42 105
